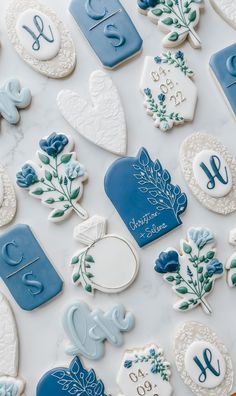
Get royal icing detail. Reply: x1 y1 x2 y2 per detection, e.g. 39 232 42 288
36 356 109 396
69 0 143 69
0 165 16 228
57 70 127 155
16 133 88 222
104 147 187 247
0 224 63 311
6 0 76 78
0 79 31 125
226 230 236 286
117 344 173 396
71 215 139 295
174 321 233 395
180 133 236 214
155 227 224 314
209 0 236 29
137 0 204 48
210 43 236 119
63 301 135 360
140 52 197 131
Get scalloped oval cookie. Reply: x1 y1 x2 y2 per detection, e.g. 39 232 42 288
0 165 16 227
6 0 76 78
180 133 236 214
210 0 236 29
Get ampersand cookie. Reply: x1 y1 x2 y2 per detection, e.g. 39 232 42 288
0 165 16 228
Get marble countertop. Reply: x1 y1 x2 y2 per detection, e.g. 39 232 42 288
1 0 236 394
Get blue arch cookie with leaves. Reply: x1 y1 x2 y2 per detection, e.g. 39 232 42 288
104 148 187 247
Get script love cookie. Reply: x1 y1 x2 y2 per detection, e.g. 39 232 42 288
180 133 236 214
0 79 31 125
69 0 142 69
63 301 135 360
137 0 204 48
16 132 88 222
209 0 236 29
6 0 76 78
140 52 197 131
174 321 233 396
0 165 16 227
117 344 173 396
104 147 187 247
57 70 127 155
155 227 224 314
71 215 139 295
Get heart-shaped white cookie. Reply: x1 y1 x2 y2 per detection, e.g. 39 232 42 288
57 70 127 156
210 0 236 29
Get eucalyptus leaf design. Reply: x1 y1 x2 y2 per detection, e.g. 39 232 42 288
154 51 194 77
71 249 95 294
226 252 236 288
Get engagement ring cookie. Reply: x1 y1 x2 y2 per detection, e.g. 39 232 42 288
155 227 224 314
210 0 236 29
0 79 31 125
16 132 88 222
57 70 127 155
0 165 16 227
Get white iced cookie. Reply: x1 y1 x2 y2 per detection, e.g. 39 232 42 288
57 71 127 155
71 215 139 295
117 344 173 396
174 321 233 396
0 165 16 227
6 0 76 78
209 0 236 29
180 132 236 214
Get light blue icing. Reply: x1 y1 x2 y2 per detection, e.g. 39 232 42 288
69 0 143 68
63 301 135 360
0 79 31 124
0 378 19 396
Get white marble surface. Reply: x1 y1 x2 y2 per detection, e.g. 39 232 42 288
0 0 236 394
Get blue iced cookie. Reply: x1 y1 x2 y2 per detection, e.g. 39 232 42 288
0 79 31 124
104 148 187 247
36 356 109 396
0 224 63 310
69 0 143 69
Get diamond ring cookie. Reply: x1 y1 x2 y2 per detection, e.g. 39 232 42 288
155 227 224 314
174 321 233 396
0 79 31 125
209 0 236 29
71 215 139 295
0 165 16 228
180 132 236 214
57 70 127 155
6 0 76 78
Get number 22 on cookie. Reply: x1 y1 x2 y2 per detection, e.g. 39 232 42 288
129 369 159 396
151 67 186 107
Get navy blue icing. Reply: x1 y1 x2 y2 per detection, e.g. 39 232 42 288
210 43 236 116
0 224 63 311
69 0 143 69
104 148 187 247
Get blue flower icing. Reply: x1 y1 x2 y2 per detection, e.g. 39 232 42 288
0 379 19 396
188 228 214 249
39 132 68 157
0 79 31 124
207 259 223 276
66 160 84 180
16 164 38 188
155 250 180 273
138 0 159 10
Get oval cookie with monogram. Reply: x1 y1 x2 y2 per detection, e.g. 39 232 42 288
6 0 76 78
180 133 236 214
117 344 173 396
0 165 16 228
174 321 233 395
209 0 236 29
140 52 197 132
71 215 139 295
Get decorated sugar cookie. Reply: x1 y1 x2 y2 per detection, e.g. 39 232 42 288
37 356 109 396
210 43 236 119
155 227 224 314
180 133 236 214
0 79 31 125
104 147 187 247
226 229 236 287
69 0 142 69
210 0 236 29
0 165 16 227
117 344 173 396
137 0 204 48
140 52 197 131
174 321 233 395
57 71 127 155
63 301 135 360
0 224 63 310
16 132 88 222
6 0 76 78
71 215 139 295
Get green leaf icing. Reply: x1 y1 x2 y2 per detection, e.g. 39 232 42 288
71 248 96 294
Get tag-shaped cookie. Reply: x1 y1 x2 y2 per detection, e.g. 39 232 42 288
210 43 236 119
6 0 76 78
140 52 197 131
16 132 88 222
71 215 139 295
0 224 63 310
0 165 16 227
180 132 236 214
174 321 233 396
155 227 223 314
63 301 135 360
57 70 127 155
104 147 187 247
117 344 173 396
0 79 31 125
69 0 142 69
137 0 204 48
210 0 236 29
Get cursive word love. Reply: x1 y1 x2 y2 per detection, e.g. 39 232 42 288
22 15 55 51
200 155 229 190
193 348 221 383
